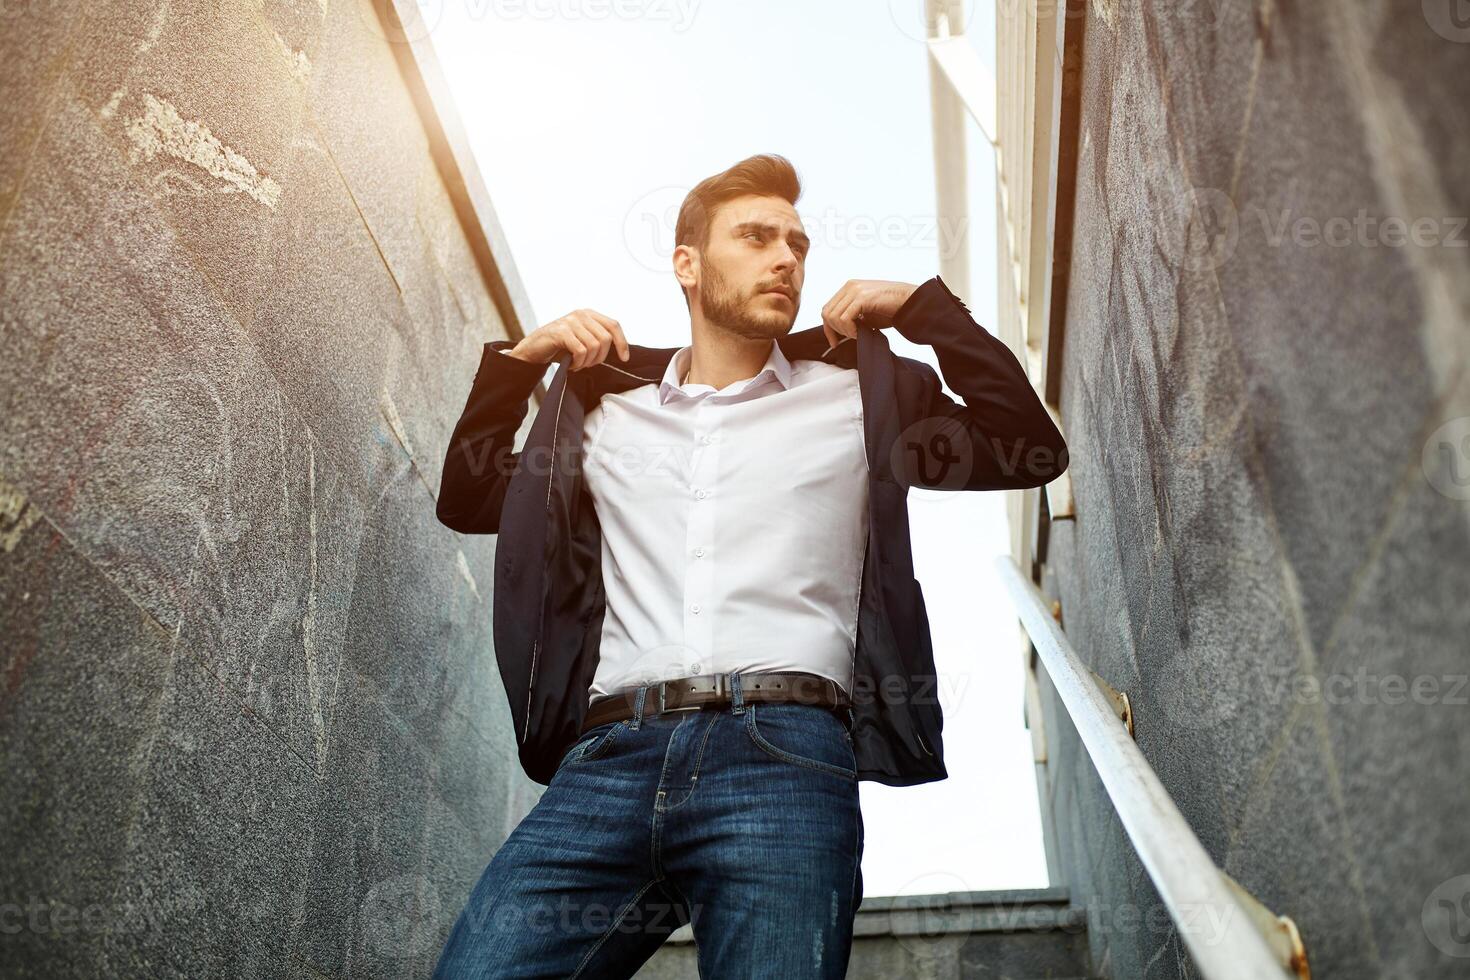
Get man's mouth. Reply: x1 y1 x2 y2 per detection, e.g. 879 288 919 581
763 286 794 301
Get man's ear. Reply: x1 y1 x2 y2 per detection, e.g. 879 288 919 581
672 243 698 292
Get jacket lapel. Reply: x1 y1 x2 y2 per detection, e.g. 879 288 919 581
856 324 898 483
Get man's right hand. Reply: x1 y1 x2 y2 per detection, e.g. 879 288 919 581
507 310 631 371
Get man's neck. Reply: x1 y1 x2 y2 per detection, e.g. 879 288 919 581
682 336 773 390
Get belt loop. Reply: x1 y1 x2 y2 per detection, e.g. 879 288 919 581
729 671 745 716
631 685 647 729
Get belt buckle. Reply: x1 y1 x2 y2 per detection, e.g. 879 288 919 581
658 674 724 715
657 681 694 716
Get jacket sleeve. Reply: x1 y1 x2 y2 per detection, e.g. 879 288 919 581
436 340 550 534
889 275 1068 491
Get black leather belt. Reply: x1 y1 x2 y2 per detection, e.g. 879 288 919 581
582 670 852 734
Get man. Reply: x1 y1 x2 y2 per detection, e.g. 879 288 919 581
432 154 1067 978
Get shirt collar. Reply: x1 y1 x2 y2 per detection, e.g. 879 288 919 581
657 340 794 404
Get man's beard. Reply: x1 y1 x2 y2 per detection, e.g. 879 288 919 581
696 255 797 340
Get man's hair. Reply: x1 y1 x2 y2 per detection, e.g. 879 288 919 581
674 154 802 308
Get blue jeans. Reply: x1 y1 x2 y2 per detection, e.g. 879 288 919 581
432 693 865 979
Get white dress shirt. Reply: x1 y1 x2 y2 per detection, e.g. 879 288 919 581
581 339 869 703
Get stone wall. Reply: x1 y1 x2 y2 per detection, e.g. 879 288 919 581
1037 1 1470 977
0 2 536 976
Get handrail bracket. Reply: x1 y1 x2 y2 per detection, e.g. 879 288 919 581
1089 670 1133 739
1219 870 1312 979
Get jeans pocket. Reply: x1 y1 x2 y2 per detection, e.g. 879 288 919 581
745 703 857 780
556 722 624 773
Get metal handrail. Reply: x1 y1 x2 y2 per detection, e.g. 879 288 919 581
995 556 1302 980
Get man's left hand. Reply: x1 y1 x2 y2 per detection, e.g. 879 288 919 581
820 280 919 349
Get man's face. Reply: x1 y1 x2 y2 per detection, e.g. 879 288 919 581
692 194 809 340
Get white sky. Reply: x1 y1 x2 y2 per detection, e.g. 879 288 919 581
430 0 1050 896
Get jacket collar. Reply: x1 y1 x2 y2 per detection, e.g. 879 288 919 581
571 324 857 400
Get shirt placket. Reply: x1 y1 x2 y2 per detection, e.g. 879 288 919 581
683 394 720 675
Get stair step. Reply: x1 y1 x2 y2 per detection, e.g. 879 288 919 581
855 889 1093 979
643 888 1095 980
852 886 1082 938
658 886 1081 946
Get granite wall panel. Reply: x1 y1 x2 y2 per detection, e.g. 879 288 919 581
1038 1 1470 977
0 89 262 632
0 1 530 975
0 516 174 978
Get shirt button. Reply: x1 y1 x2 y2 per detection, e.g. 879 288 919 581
691 663 701 673
690 603 701 614
700 434 712 444
694 547 705 558
695 489 707 499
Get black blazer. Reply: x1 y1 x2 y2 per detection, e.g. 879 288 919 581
437 275 1068 786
